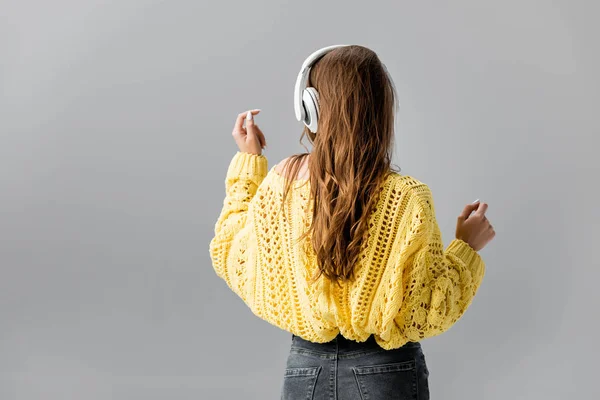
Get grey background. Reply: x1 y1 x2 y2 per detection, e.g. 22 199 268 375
1 0 598 398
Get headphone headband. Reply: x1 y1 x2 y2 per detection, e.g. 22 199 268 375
294 44 350 123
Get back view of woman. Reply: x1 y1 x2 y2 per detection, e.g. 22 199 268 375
209 44 495 400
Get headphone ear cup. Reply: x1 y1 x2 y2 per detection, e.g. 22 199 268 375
302 87 320 133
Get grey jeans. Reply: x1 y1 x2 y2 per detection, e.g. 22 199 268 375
280 333 430 400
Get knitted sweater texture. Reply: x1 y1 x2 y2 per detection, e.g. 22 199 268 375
209 151 486 350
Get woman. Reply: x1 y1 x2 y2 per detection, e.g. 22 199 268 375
209 45 495 399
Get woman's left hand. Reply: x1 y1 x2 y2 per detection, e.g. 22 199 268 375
232 109 267 156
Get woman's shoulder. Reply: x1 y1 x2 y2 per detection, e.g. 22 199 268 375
388 172 434 207
389 171 429 191
274 155 310 180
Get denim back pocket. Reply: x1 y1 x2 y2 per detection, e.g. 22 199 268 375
281 366 322 400
352 359 417 400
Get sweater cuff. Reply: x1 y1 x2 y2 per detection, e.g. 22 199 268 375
226 151 268 182
446 238 485 279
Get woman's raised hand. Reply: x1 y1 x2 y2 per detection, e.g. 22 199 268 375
232 109 267 156
455 200 496 252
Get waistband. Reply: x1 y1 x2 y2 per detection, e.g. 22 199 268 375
291 333 421 355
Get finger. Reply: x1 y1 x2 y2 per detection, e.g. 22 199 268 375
245 111 260 143
234 109 261 132
234 112 246 133
245 110 255 131
474 202 488 217
255 125 267 148
458 203 481 221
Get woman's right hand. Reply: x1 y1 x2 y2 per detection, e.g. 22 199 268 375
455 201 496 251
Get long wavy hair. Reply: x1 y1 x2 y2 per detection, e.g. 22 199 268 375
280 45 400 287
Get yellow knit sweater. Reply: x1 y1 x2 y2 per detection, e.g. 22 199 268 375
209 151 486 350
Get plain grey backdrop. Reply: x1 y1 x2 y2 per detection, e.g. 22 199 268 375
1 0 598 398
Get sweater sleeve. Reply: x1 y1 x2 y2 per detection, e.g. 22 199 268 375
393 185 486 342
209 151 268 301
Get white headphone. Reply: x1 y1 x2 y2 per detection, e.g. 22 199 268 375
294 44 350 133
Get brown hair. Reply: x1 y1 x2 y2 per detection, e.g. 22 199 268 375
280 45 400 287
